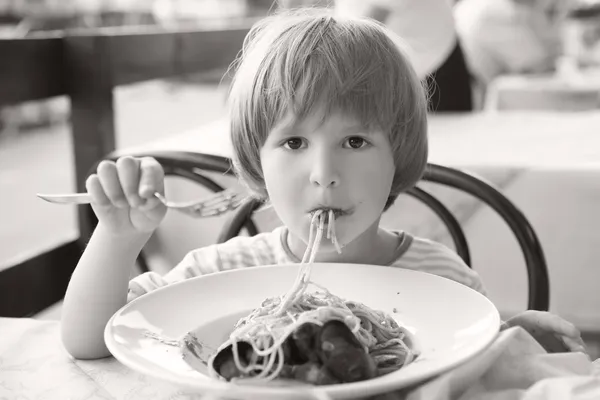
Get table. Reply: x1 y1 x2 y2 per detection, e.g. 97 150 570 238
484 69 600 111
1 317 598 400
124 111 600 331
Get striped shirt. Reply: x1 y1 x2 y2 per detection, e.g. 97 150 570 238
128 226 486 303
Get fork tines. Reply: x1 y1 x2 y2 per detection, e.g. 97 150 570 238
182 189 247 218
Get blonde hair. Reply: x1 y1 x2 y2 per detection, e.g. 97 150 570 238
228 9 428 211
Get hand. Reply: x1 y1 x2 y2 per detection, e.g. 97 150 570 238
502 310 588 354
86 156 167 236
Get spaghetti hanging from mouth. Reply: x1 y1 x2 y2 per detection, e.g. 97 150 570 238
206 209 417 384
276 210 342 316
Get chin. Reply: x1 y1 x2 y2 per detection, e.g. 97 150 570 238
316 237 340 251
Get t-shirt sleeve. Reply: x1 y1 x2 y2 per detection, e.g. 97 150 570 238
431 242 487 295
127 244 223 303
126 230 285 303
407 238 488 296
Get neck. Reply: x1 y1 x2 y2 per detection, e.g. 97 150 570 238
286 220 399 265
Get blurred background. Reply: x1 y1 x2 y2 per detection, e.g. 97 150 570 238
1 0 599 356
2 0 599 140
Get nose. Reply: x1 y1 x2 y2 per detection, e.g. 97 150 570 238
309 148 340 188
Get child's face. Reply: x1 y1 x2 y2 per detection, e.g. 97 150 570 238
260 109 395 253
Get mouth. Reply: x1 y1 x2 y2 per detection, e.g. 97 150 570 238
308 207 351 218
306 207 348 254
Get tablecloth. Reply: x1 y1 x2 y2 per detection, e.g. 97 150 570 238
1 318 599 400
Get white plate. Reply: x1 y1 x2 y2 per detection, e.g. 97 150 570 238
105 263 500 399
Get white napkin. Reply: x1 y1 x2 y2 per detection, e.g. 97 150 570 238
398 326 600 400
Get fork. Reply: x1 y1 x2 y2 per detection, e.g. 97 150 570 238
36 188 249 218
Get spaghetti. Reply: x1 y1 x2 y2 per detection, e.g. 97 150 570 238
207 209 417 384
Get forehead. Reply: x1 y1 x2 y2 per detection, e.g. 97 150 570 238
269 79 386 137
271 108 370 135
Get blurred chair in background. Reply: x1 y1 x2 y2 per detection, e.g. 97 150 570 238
454 0 571 108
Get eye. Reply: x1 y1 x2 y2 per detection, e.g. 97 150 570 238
344 136 369 149
283 137 306 150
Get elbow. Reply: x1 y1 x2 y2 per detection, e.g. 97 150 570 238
61 320 112 360
64 347 112 361
61 333 112 360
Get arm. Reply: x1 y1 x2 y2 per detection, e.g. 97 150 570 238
61 226 151 359
61 156 167 359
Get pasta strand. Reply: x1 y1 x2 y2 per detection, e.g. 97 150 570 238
207 209 417 383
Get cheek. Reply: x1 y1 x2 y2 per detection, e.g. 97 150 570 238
350 151 395 207
260 151 303 210
262 152 287 190
261 154 309 238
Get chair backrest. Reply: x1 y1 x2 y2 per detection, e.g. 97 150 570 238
89 151 549 311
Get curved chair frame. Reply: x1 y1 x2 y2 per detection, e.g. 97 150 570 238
421 164 549 310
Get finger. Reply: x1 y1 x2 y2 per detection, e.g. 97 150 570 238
531 312 580 339
533 329 569 353
138 157 164 198
552 319 580 339
561 335 588 354
138 157 165 209
85 174 110 206
116 156 143 207
97 160 128 208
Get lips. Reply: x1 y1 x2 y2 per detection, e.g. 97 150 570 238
307 207 352 218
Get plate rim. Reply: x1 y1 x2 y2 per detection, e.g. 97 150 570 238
105 263 501 398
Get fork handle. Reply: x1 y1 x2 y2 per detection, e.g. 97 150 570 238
37 192 162 205
37 193 92 204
